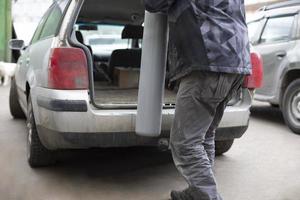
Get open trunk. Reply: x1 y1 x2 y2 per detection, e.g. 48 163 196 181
94 82 176 105
73 0 177 108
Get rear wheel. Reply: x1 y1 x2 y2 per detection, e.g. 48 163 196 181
282 79 300 134
215 139 234 156
9 77 25 119
27 95 56 167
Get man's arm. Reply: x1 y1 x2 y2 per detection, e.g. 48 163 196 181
143 0 175 13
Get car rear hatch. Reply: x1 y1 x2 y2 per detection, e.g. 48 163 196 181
66 0 251 110
66 0 177 109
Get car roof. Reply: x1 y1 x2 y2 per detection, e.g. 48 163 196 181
78 0 145 25
265 5 300 17
249 1 300 22
261 0 300 11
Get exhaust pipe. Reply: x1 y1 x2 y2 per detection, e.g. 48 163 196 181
136 11 169 137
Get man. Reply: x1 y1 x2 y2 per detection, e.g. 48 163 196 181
143 0 251 200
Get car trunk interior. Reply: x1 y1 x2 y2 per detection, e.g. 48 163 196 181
74 0 177 107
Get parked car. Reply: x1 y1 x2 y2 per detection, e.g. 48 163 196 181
248 0 300 134
9 0 262 167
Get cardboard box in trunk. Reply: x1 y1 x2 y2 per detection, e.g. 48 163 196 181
114 67 140 88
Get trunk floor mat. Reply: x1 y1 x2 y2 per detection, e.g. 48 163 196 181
94 87 177 105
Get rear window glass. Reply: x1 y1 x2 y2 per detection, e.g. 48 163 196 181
79 25 128 46
39 0 69 40
260 15 295 44
247 20 263 43
88 38 126 46
76 24 131 55
31 12 49 44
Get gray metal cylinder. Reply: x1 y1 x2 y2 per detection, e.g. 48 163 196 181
136 11 169 137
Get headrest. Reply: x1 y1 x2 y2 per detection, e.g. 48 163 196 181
121 25 143 39
75 31 84 44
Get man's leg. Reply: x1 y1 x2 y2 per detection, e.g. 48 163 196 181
204 75 244 166
203 128 216 168
170 72 242 200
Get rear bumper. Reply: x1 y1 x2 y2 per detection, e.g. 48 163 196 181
31 87 252 150
36 126 248 149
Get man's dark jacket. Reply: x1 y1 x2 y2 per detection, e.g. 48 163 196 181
144 0 251 81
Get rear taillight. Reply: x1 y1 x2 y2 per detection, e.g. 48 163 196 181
243 52 264 89
48 47 88 90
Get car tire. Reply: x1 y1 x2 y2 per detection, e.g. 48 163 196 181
27 95 56 167
9 77 25 119
215 139 234 156
282 79 300 134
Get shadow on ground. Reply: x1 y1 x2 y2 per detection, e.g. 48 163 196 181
250 104 285 125
40 147 174 180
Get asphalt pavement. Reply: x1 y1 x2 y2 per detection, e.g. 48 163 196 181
0 85 300 200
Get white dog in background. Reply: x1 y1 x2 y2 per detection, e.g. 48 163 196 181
0 61 16 86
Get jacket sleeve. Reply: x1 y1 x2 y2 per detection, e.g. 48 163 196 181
143 0 175 13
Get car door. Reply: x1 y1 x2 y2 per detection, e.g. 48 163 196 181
254 15 297 98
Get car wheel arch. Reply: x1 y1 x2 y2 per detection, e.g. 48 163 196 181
280 69 300 106
25 82 45 147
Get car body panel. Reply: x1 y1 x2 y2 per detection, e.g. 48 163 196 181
254 41 296 101
16 37 55 114
249 6 300 105
15 48 30 110
31 86 251 149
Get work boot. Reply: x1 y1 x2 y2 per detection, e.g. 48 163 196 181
170 188 194 200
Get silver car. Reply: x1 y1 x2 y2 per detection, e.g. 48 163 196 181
9 0 262 167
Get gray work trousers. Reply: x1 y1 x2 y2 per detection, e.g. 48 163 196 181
170 71 244 200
